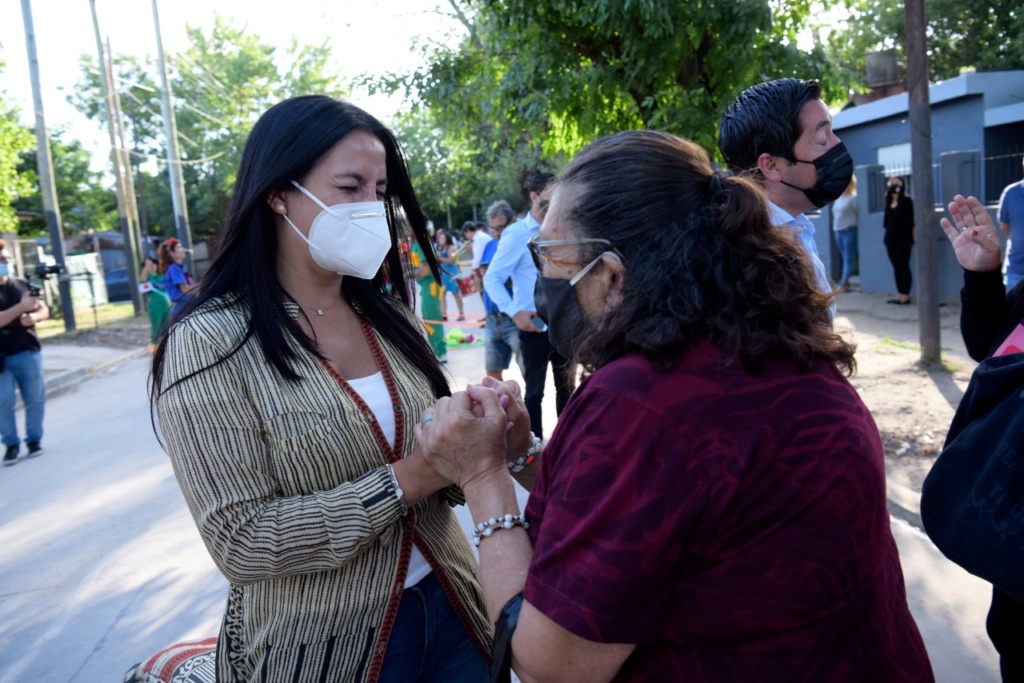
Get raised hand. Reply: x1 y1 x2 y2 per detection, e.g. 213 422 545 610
939 194 1002 273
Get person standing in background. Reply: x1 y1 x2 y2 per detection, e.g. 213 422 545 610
0 241 49 466
883 176 915 305
139 256 172 351
831 176 859 293
434 228 465 321
479 200 521 381
158 237 197 319
718 78 853 309
484 173 574 440
997 157 1024 291
462 220 492 296
410 235 448 363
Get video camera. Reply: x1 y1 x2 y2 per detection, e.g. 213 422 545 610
29 263 64 297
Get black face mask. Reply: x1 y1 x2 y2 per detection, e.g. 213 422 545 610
535 276 585 360
781 141 854 208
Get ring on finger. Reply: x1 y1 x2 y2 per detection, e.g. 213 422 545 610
421 414 434 425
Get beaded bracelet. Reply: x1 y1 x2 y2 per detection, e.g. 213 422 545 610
472 514 530 546
507 433 543 473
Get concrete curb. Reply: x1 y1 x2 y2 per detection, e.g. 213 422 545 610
41 347 150 402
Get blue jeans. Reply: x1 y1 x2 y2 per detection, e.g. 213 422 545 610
484 312 521 372
0 350 45 446
834 226 858 286
379 572 488 683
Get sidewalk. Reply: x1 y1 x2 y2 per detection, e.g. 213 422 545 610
40 344 149 403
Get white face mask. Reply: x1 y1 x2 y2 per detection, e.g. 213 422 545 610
283 180 392 278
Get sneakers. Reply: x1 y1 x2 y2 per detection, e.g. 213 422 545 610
2 445 18 466
26 442 43 458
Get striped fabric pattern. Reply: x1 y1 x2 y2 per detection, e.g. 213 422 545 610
157 295 490 682
123 637 217 683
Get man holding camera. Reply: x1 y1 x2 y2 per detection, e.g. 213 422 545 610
0 241 49 466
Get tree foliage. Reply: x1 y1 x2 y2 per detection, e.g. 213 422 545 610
392 107 552 229
69 16 348 244
15 128 117 236
381 0 845 163
823 0 1024 84
0 60 35 234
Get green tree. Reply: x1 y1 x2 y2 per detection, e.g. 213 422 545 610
15 128 118 237
69 16 348 244
391 107 551 229
379 0 844 164
822 0 1024 84
0 60 35 234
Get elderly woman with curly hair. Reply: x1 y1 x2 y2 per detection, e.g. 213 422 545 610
416 130 934 683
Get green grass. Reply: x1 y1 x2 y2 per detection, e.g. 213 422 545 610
35 302 137 341
877 336 921 351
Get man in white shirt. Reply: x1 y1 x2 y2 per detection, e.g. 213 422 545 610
483 173 573 439
463 220 493 272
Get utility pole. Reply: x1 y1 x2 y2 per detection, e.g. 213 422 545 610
151 0 194 275
89 0 139 314
106 39 143 314
20 0 76 331
129 99 149 252
904 0 940 364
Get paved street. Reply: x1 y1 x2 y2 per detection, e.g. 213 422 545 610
0 293 1002 681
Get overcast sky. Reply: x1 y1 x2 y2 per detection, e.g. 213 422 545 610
1 0 459 165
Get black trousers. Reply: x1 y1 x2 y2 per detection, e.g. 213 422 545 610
988 587 1024 682
886 241 913 296
519 330 574 440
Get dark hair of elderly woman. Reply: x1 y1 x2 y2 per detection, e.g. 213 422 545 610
148 96 492 683
560 133 852 375
417 130 934 683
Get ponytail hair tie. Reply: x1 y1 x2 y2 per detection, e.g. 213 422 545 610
707 173 728 206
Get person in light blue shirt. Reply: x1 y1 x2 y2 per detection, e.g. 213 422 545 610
997 158 1024 291
483 173 573 438
479 201 521 381
718 79 854 318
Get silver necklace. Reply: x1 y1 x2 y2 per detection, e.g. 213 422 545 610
293 294 340 316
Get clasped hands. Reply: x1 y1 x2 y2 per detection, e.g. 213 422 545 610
415 376 532 491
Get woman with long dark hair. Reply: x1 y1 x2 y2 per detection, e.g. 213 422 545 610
149 96 490 682
417 131 933 682
884 175 915 304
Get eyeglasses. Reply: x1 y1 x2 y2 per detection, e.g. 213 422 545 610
528 237 619 284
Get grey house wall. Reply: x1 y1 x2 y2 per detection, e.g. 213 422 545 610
818 165 1002 302
822 95 1001 301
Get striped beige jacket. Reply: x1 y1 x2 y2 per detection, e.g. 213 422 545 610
157 294 491 682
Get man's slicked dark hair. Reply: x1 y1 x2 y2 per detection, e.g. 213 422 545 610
525 172 555 197
717 78 823 173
